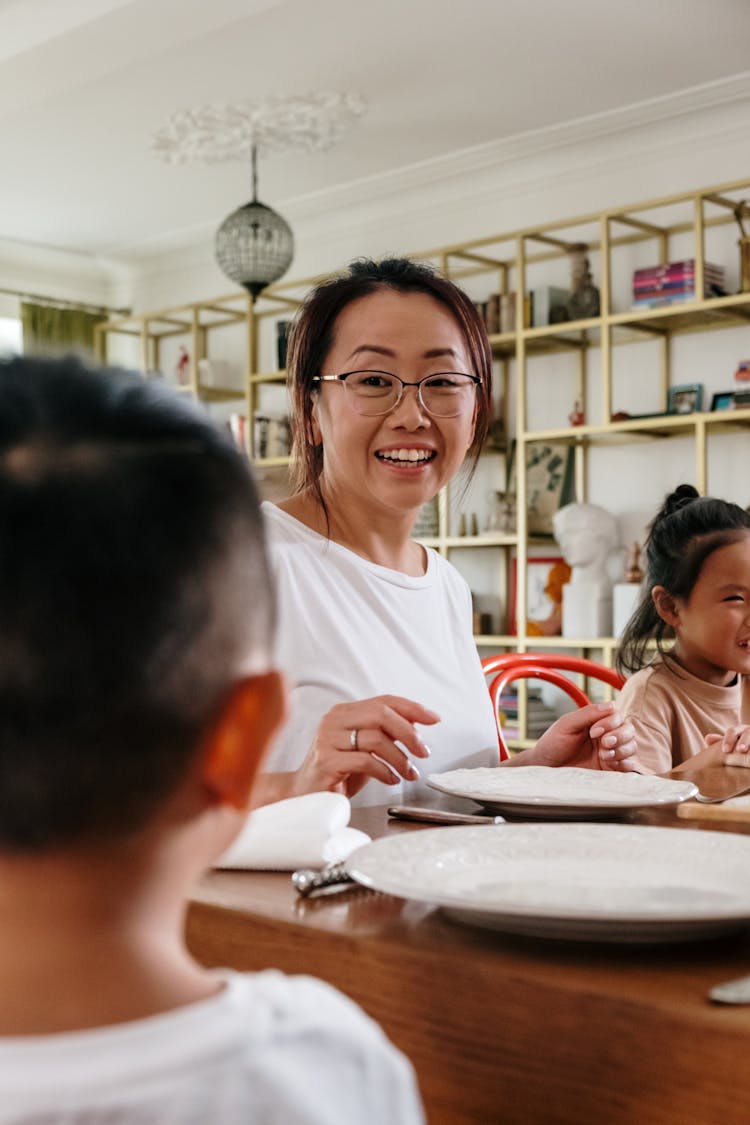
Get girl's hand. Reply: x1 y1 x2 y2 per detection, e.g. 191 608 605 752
292 696 439 798
507 702 639 772
704 726 750 767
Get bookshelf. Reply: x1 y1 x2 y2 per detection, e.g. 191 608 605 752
95 175 750 735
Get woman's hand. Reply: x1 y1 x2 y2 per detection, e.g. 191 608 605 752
292 696 439 798
504 702 638 772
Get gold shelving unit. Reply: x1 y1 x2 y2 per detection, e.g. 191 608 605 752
95 174 750 697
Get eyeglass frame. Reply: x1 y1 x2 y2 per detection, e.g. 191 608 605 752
312 369 482 418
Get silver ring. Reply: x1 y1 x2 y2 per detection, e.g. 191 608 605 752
349 728 359 751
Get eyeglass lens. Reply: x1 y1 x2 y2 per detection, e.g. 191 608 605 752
343 371 476 417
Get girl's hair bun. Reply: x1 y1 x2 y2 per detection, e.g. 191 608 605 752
662 483 699 518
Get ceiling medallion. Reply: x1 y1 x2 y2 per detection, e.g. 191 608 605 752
151 93 366 299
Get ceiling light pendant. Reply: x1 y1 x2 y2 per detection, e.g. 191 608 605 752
151 93 366 301
214 145 294 301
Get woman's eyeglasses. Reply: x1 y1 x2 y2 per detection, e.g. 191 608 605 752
313 370 480 418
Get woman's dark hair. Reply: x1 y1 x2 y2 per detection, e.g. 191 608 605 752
286 257 493 510
0 354 274 850
616 484 750 674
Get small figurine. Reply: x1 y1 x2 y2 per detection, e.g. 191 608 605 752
625 541 644 584
567 243 600 319
568 399 585 426
175 346 190 386
526 559 572 637
484 491 516 534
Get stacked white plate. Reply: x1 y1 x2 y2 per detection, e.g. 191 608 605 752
346 821 750 942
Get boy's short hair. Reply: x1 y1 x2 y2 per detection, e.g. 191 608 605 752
0 354 274 850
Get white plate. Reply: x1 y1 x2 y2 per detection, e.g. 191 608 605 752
427 766 698 818
346 823 750 942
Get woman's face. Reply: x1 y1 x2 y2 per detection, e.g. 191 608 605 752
311 289 478 520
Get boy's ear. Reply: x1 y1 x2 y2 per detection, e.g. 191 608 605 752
652 585 680 627
201 671 287 811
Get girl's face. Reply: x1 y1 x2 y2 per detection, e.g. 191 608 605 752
311 289 478 522
659 533 750 684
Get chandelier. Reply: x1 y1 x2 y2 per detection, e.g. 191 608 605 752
151 93 366 300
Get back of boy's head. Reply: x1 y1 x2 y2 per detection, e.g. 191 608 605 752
0 354 274 851
617 484 750 673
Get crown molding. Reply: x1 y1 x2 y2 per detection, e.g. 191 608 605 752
0 235 132 306
280 70 750 221
114 70 750 274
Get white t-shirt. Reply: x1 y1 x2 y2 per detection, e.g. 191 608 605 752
0 970 424 1124
263 503 498 806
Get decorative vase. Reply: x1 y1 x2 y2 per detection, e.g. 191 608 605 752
567 243 600 320
739 238 750 294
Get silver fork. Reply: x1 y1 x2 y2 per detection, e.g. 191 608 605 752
291 862 354 897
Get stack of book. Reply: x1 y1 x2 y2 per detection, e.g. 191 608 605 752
496 689 560 740
632 260 726 309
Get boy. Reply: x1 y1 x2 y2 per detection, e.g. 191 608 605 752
0 355 423 1123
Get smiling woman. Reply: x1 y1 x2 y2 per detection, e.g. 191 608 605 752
254 258 638 808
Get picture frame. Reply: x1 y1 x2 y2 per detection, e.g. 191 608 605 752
507 441 575 537
667 383 703 415
710 390 736 412
509 556 566 635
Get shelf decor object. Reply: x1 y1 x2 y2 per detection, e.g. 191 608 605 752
733 200 750 292
507 441 574 537
151 92 366 300
710 390 736 412
567 243 600 319
667 383 703 414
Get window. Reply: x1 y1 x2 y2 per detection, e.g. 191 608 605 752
0 316 22 355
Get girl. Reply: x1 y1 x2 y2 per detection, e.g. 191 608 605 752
616 483 750 774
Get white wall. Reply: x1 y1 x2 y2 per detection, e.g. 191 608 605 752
6 78 750 561
0 237 132 311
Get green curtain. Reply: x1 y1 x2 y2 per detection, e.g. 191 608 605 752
21 301 104 357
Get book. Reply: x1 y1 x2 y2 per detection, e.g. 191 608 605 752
632 292 702 309
633 259 724 279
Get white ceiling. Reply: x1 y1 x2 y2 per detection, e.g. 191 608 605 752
2 0 750 262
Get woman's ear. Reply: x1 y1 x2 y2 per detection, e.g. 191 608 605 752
652 585 680 628
201 671 287 811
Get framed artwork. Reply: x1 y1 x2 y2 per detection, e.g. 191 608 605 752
667 383 703 415
507 441 575 537
710 390 736 412
509 556 567 635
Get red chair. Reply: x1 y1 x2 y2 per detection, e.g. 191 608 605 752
481 653 625 761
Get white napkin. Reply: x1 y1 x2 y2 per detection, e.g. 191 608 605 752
215 792 371 871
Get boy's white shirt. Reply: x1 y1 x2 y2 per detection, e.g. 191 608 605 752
0 970 424 1124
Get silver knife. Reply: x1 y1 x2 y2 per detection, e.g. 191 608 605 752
387 805 505 825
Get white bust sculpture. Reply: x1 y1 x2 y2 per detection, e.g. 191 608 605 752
552 502 619 637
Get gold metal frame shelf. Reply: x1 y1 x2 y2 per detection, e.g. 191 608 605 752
94 174 750 733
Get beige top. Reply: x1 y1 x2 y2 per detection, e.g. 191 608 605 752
617 654 750 774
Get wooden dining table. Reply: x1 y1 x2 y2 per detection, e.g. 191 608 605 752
187 777 750 1125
